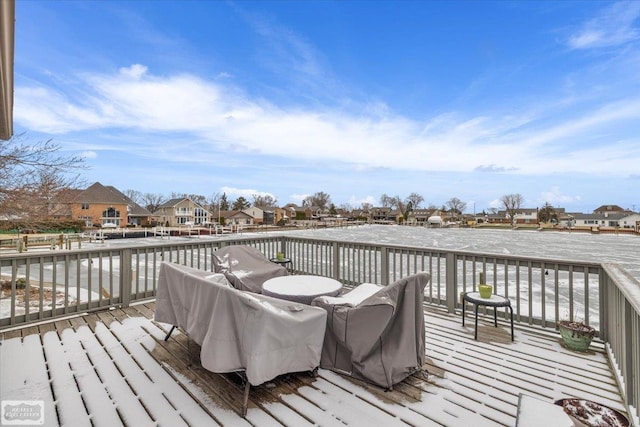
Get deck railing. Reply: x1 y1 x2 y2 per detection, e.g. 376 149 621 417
1 234 638 419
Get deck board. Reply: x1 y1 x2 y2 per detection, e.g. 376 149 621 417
0 301 629 426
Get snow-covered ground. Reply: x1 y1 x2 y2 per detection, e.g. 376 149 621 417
278 225 640 281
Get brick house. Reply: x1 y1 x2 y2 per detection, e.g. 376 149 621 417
69 182 153 227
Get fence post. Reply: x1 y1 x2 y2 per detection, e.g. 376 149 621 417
446 252 456 313
121 248 132 308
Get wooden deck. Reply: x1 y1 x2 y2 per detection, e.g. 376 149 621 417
0 301 628 426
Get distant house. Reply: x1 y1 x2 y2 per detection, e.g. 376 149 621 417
513 208 538 224
242 206 264 225
618 213 640 231
410 209 433 224
570 212 626 228
371 207 392 223
220 210 254 226
156 198 208 226
69 182 153 227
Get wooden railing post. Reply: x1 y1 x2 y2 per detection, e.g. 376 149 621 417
446 252 456 313
332 242 340 282
121 249 132 308
380 246 389 286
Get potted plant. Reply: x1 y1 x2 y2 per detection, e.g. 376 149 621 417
557 320 596 352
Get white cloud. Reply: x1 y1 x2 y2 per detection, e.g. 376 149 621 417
80 150 97 159
119 64 148 79
348 195 377 208
220 187 275 200
290 193 308 205
13 64 640 179
567 1 640 49
537 187 581 206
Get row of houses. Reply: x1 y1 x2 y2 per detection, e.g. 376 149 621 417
482 205 640 231
51 182 640 232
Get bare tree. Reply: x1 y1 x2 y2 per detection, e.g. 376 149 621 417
303 191 331 210
252 193 278 208
141 193 165 213
338 202 353 212
446 197 467 215
124 189 142 204
379 194 393 208
406 192 424 209
0 134 85 221
501 193 523 228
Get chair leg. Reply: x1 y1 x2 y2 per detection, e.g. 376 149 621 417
164 325 176 341
242 379 251 417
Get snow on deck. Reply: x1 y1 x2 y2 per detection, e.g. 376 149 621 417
0 302 629 426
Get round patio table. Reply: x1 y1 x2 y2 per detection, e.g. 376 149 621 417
462 291 514 341
262 275 342 305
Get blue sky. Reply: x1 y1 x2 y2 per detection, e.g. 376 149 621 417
13 1 640 213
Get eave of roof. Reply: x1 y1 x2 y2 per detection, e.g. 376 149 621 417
0 0 15 140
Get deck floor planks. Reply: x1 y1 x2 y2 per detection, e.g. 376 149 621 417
0 300 630 426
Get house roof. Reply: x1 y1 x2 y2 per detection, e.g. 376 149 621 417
157 198 188 208
593 204 627 213
72 182 152 216
220 210 252 219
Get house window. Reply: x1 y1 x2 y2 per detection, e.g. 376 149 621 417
102 207 120 218
82 203 89 210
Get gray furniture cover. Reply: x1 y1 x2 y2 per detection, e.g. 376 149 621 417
311 272 430 389
212 245 288 293
154 261 327 386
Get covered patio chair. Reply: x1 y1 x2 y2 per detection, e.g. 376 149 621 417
311 272 430 389
212 245 288 293
155 262 326 416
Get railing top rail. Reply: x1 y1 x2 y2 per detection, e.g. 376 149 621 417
0 233 604 270
603 262 640 314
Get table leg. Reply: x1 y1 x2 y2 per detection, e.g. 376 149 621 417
474 303 479 340
509 305 514 341
462 298 466 326
494 307 498 327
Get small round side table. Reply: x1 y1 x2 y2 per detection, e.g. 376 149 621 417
269 257 291 269
462 291 514 341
